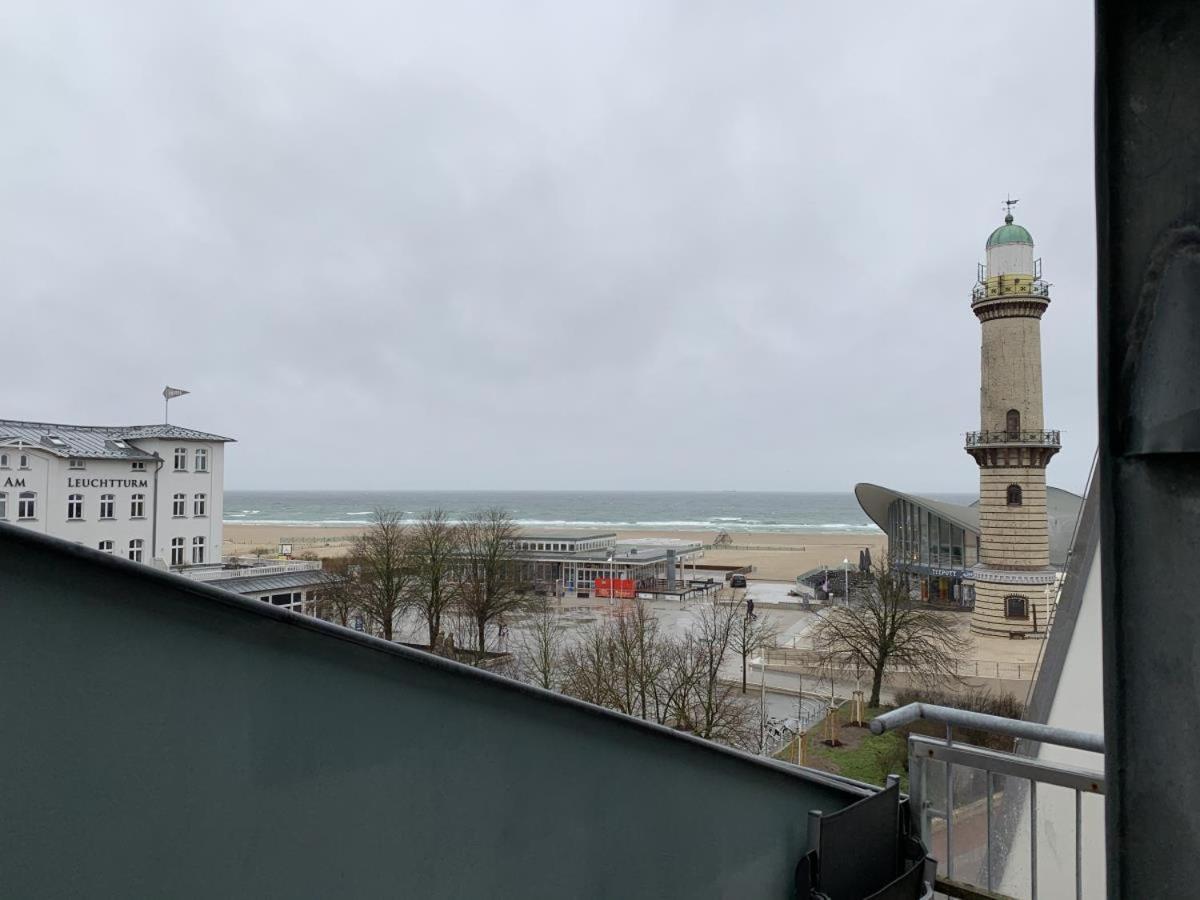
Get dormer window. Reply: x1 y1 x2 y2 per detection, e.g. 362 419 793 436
44 435 67 448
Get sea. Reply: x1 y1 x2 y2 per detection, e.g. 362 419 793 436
223 490 976 533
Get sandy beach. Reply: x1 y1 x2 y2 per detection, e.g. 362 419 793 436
222 523 885 582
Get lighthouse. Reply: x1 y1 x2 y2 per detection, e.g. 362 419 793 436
964 203 1061 636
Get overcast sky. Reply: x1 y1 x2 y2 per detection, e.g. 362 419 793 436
3 1 1096 493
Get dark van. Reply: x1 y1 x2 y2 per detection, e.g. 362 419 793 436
730 574 747 589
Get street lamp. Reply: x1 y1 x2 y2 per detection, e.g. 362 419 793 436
842 558 850 606
606 549 615 607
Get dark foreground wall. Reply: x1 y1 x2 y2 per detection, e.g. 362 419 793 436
0 525 864 899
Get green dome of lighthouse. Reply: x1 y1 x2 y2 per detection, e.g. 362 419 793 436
986 213 1034 249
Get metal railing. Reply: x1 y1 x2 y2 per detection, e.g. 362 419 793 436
872 703 1104 900
185 560 324 582
964 430 1061 447
762 647 1039 681
971 280 1052 301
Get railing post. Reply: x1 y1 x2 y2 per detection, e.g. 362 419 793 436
907 735 928 847
945 723 954 879
1030 780 1038 900
985 770 994 892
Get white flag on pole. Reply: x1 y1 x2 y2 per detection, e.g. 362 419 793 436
162 386 190 401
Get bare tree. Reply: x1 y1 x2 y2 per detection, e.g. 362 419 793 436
812 562 970 707
686 594 755 744
733 603 779 693
458 508 525 657
515 597 565 691
409 508 461 647
309 555 359 628
561 620 617 708
610 601 671 720
554 597 759 751
351 509 415 641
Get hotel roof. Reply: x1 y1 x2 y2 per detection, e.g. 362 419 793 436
517 531 616 541
0 419 233 460
206 569 342 595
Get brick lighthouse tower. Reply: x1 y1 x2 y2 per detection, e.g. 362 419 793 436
964 202 1061 636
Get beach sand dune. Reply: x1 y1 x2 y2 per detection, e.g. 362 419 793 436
222 524 885 582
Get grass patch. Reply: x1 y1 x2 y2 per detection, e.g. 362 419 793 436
774 706 909 790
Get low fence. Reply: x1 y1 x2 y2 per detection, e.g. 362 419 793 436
761 646 1039 682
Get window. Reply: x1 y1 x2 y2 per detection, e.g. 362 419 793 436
0 492 6 518
18 492 36 519
131 461 146 471
1007 484 1023 506
130 494 145 518
193 493 207 516
173 447 187 471
99 494 115 519
267 592 304 612
67 494 84 520
1005 595 1029 619
69 458 85 470
192 536 206 564
19 454 29 469
170 537 185 566
1006 408 1021 438
1 453 9 468
98 540 113 554
128 539 144 563
195 448 208 472
172 493 186 517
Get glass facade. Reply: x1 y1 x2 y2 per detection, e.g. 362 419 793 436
885 498 978 607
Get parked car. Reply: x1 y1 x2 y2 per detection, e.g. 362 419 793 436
730 574 747 589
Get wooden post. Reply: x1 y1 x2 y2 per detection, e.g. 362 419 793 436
824 704 838 745
852 689 865 725
796 730 807 766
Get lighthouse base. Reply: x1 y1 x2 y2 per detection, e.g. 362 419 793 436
967 567 1057 637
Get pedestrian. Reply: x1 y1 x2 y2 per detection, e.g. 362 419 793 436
746 596 756 619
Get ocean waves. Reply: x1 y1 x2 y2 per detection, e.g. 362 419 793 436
221 514 882 533
218 489 911 533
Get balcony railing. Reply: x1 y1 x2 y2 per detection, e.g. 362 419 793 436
872 703 1105 900
185 560 324 582
971 279 1052 302
965 430 1061 448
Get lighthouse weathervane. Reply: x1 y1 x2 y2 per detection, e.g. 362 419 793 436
963 202 1060 636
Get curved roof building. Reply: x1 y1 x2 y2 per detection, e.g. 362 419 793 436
853 483 1082 605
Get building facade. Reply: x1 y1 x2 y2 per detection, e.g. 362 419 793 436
964 211 1061 635
513 532 705 596
0 419 231 569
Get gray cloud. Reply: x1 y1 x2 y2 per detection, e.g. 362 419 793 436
2 0 1097 493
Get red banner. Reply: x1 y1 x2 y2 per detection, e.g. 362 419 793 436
594 578 636 599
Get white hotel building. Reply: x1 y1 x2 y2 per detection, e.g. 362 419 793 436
0 419 229 568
